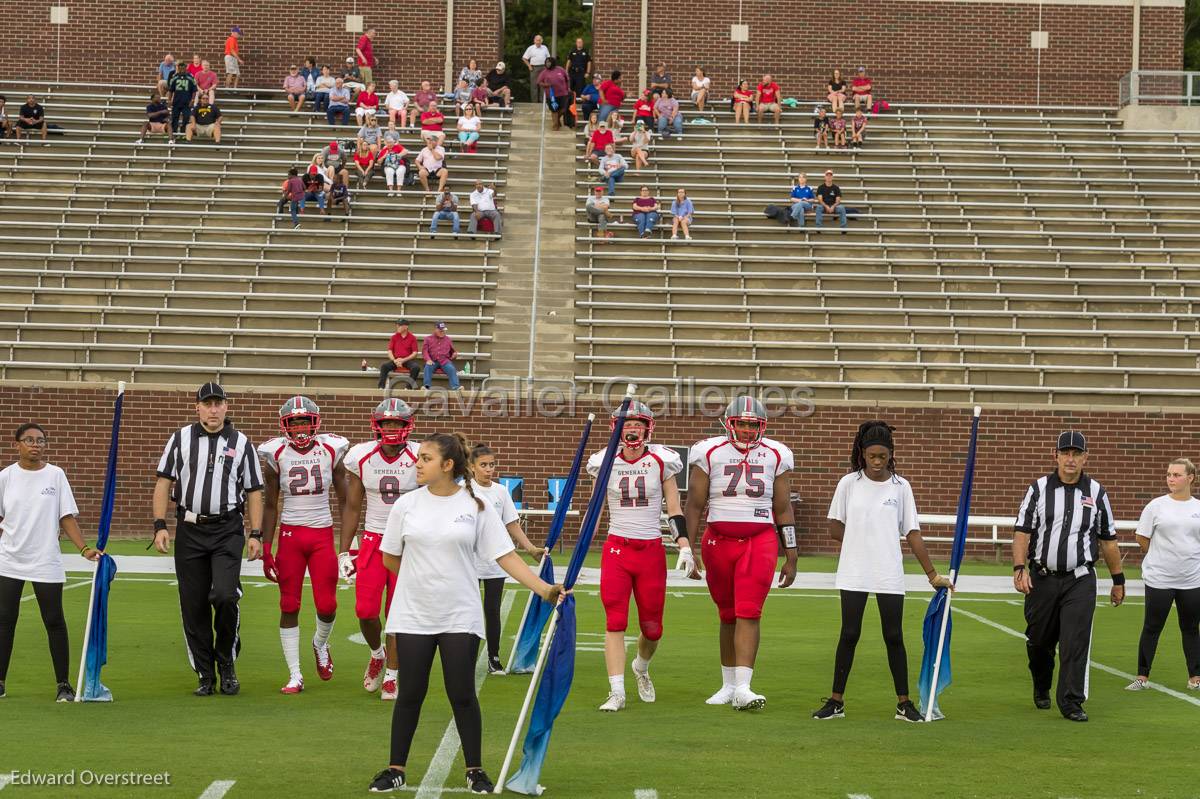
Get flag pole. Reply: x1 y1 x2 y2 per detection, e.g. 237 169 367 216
495 598 563 793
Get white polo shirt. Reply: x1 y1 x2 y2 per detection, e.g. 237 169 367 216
0 462 79 584
523 44 550 66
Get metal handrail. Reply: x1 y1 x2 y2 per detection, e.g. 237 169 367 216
1119 70 1200 108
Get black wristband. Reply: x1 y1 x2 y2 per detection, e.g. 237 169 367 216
668 515 688 543
1013 564 1026 573
1111 572 1126 586
153 518 168 533
249 530 263 540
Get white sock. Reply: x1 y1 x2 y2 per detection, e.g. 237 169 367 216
721 665 735 688
313 617 334 649
384 668 398 683
608 674 626 696
371 646 386 661
632 655 650 674
733 666 753 689
280 627 301 677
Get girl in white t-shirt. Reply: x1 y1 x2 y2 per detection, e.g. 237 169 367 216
469 444 546 675
1127 458 1200 692
813 421 951 723
0 423 99 702
690 67 711 112
368 433 564 795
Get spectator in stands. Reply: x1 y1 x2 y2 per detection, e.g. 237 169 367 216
357 114 383 156
457 105 481 153
813 106 830 149
0 96 11 139
186 53 203 78
670 188 694 241
815 169 847 230
137 89 171 144
409 81 438 128
580 74 602 121
378 319 422 388
756 74 782 124
732 80 753 124
13 95 48 144
598 70 625 125
281 167 305 228
468 82 490 115
430 189 461 235
416 142 449 193
632 91 654 128
355 82 380 124
356 28 377 86
309 152 327 175
691 67 711 113
223 27 243 89
196 59 218 104
329 171 352 216
851 108 868 148
631 185 660 238
655 88 683 139
300 57 319 100
341 58 366 96
301 167 327 215
523 34 551 101
788 172 815 228
283 65 307 113
314 66 336 113
352 141 376 189
567 39 591 96
158 53 177 85
538 57 572 130
322 140 351 184
459 59 483 89
587 185 615 241
831 109 847 149
827 68 847 113
484 63 512 109
649 63 671 93
186 99 222 145
606 109 626 134
383 80 409 127
327 78 352 126
628 120 652 172
420 101 446 147
422 322 461 391
381 141 408 197
586 117 615 164
167 68 198 141
599 143 627 196
851 67 873 110
468 180 502 236
451 79 473 114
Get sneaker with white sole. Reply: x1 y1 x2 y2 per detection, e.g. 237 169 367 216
487 656 505 675
55 682 75 703
368 767 406 793
0 680 6 698
895 699 923 722
732 687 766 711
598 692 625 712
380 678 397 701
705 685 735 705
633 667 655 703
1126 678 1150 691
280 674 304 695
812 697 845 720
1189 681 1200 691
313 641 334 681
363 655 385 692
465 769 495 794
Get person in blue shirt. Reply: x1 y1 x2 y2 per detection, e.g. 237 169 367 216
789 173 816 227
670 188 694 240
579 74 602 122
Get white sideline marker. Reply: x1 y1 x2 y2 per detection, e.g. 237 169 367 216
847 794 873 799
635 790 659 799
198 780 236 799
0 774 11 791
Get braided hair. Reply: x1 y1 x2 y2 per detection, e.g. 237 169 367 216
849 420 897 475
426 432 484 510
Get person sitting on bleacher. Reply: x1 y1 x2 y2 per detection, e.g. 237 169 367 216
468 180 502 237
788 172 816 228
186 53 203 78
756 74 782 124
158 53 177 85
586 117 615 164
14 95 48 144
422 323 461 391
352 141 376 190
670 188 694 241
136 89 171 144
301 167 327 215
813 106 830 149
357 114 383 157
329 170 352 216
355 82 380 125
0 96 11 139
300 57 320 102
587 185 615 242
484 62 513 109
631 185 660 239
457 105 481 153
732 80 753 124
284 65 308 113
341 57 365 95
451 79 473 115
430 189 461 235
649 63 671 93
632 91 654 128
327 78 352 126
381 141 408 198
826 69 847 114
850 67 873 111
409 80 439 128
468 83 490 116
654 89 682 139
814 169 847 231
322 140 351 184
420 101 446 147
196 59 218 105
691 68 711 113
628 121 651 172
579 74 602 121
851 108 868 148
385 80 409 128
313 67 336 114
185 100 222 145
598 143 627 197
416 142 449 193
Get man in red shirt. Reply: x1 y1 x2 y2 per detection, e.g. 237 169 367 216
223 27 243 88
851 67 873 111
586 118 615 163
378 319 421 388
755 73 781 124
422 322 460 391
356 28 377 86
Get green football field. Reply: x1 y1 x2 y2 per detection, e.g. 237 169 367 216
1 551 1195 799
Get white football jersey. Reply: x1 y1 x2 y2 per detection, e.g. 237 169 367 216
346 440 420 533
688 435 793 524
587 444 682 540
259 433 350 528
473 479 521 579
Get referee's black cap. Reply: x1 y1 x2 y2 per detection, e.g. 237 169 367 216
1056 431 1087 452
196 382 228 402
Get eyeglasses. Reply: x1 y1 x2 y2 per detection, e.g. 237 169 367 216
19 437 47 446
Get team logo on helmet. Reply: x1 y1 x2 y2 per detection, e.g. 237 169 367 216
722 396 767 451
279 395 321 447
371 398 415 446
611 401 655 450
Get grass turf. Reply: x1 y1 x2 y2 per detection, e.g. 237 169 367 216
1 570 1190 798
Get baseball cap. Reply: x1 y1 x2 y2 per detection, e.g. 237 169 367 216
197 382 227 402
1056 431 1088 452
231 26 241 34
496 61 506 70
395 317 409 325
593 185 604 192
346 56 355 63
435 322 448 330
824 169 833 176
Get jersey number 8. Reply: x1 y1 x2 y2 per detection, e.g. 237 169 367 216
379 475 403 505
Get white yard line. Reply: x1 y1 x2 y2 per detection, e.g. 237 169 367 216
197 780 236 799
634 790 659 799
0 774 10 791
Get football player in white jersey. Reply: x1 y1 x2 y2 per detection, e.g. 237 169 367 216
684 396 796 711
468 444 547 675
339 398 419 700
259 396 350 695
588 402 698 713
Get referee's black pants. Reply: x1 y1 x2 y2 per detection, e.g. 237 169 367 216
174 516 244 680
1024 568 1096 714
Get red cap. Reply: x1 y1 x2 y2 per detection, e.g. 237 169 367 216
329 140 339 152
594 185 604 192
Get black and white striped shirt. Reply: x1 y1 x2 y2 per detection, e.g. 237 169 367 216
1014 471 1116 572
156 421 263 516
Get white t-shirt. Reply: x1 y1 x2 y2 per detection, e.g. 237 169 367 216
0 463 79 583
381 486 514 637
458 114 481 132
691 76 711 91
345 441 420 533
473 480 521 579
1136 494 1200 590
259 434 349 528
469 187 496 212
587 444 682 539
688 436 793 524
385 90 409 111
523 44 550 66
829 471 920 595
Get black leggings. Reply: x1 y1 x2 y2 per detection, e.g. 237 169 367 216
0 575 69 683
481 578 505 660
1138 585 1200 678
832 590 908 696
390 632 482 768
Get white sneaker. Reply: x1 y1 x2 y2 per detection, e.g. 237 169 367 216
731 687 766 711
705 685 735 705
1188 680 1200 691
633 667 656 703
381 677 398 701
363 655 385 692
598 692 625 712
135 139 143 145
1125 678 1150 691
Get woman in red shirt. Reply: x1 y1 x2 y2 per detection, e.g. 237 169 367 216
356 82 380 125
353 142 376 190
732 80 754 124
598 70 625 122
633 91 654 127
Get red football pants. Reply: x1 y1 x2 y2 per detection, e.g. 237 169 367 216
275 524 339 616
702 522 776 624
599 534 666 641
354 531 397 620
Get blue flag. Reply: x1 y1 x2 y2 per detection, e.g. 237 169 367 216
77 384 124 702
918 407 980 721
506 395 631 795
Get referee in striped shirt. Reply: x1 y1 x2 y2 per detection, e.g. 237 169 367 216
152 383 264 697
1013 431 1126 722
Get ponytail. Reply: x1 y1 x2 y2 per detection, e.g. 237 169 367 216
427 432 484 510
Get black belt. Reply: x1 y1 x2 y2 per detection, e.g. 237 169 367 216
178 509 241 526
1031 561 1093 577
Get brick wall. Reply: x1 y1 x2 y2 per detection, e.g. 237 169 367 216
0 1 502 92
4 385 1195 562
591 0 1183 106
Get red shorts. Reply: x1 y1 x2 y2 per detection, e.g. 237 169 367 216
275 524 338 616
702 522 777 624
599 534 666 641
354 531 397 621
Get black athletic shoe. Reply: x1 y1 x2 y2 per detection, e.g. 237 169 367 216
1063 707 1089 723
194 675 216 697
895 699 923 722
466 769 495 794
1033 689 1052 710
55 682 75 703
218 662 240 695
0 680 6 698
487 656 504 675
811 697 845 720
368 768 406 793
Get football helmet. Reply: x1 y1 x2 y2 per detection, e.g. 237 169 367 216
722 396 767 451
611 401 655 450
371 398 415 446
279 395 321 447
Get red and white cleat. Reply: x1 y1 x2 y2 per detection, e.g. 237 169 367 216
313 642 334 681
381 677 398 701
280 674 304 695
363 655 385 693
